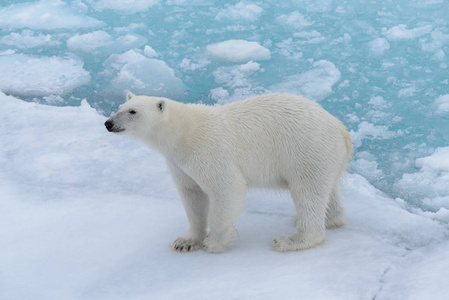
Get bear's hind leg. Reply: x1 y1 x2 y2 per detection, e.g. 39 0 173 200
273 184 329 252
325 185 345 229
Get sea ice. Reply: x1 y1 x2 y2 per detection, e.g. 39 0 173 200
102 50 186 100
0 0 104 30
269 60 341 101
0 30 60 49
0 53 90 97
215 2 263 22
87 0 159 14
383 24 433 40
67 31 147 55
1 92 448 299
206 39 271 63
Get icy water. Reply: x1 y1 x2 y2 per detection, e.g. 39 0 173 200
0 0 448 210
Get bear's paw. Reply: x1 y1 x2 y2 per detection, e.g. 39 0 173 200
170 237 202 253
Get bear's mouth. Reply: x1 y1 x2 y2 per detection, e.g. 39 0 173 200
111 127 125 133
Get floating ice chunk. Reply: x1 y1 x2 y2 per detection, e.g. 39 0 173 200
211 61 264 103
368 95 388 108
144 45 158 57
113 23 147 33
276 12 313 30
351 121 402 148
294 30 325 44
421 29 449 52
0 53 90 97
103 50 186 99
206 40 271 63
0 49 15 55
368 38 390 55
351 152 383 181
383 24 433 40
67 31 147 54
215 2 263 22
179 58 210 71
0 30 60 49
416 147 449 172
434 94 449 114
88 0 159 14
213 61 260 89
398 86 416 98
0 0 104 30
67 31 114 52
269 60 341 101
394 147 449 208
210 87 230 102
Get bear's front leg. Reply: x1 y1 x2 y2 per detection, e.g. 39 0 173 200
202 181 247 253
168 163 209 253
170 185 209 252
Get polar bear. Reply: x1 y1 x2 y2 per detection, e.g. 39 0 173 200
105 92 353 253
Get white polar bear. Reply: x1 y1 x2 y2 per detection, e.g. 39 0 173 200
105 93 353 253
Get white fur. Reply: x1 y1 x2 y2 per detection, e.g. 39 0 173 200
106 93 353 253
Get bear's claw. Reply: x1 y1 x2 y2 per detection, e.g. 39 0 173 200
170 237 201 253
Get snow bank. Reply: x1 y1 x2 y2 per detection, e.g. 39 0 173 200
1 93 448 300
0 53 90 97
269 60 341 101
206 39 271 63
0 0 104 30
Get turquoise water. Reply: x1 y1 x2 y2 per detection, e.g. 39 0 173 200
1 0 448 209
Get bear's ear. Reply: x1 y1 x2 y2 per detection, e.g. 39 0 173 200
126 92 135 101
157 100 165 112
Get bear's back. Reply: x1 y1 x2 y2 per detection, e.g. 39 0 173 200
212 94 347 187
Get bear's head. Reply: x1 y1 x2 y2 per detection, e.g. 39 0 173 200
104 92 167 143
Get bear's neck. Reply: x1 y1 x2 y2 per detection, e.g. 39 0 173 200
150 102 210 162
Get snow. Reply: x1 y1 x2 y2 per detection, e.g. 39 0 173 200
0 0 104 30
0 53 90 97
206 40 271 63
1 92 448 299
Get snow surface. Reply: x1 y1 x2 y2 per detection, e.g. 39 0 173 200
1 92 449 299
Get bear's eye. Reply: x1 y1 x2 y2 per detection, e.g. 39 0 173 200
129 110 136 114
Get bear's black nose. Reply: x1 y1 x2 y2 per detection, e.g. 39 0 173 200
104 120 114 131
